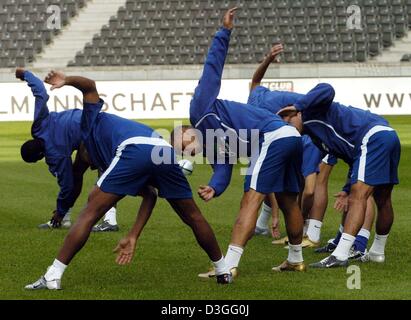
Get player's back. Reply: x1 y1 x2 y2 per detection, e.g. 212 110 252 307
89 112 162 169
48 109 82 152
248 86 304 114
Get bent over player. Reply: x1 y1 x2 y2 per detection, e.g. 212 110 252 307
278 83 400 268
25 71 232 290
172 8 306 275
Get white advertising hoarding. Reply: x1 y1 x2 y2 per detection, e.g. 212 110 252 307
0 77 410 121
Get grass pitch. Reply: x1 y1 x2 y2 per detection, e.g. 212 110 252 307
0 116 410 300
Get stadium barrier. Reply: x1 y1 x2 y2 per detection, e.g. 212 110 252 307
0 76 410 121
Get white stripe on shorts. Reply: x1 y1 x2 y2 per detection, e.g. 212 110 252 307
97 136 172 187
358 125 394 182
250 126 300 190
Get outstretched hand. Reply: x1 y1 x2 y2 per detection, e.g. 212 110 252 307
44 70 66 90
334 191 349 213
15 67 25 81
113 236 137 265
198 185 216 202
267 44 284 63
223 7 238 30
50 210 63 228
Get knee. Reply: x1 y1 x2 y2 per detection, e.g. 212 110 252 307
234 215 255 235
240 196 260 212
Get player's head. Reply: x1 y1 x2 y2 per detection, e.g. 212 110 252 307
20 139 45 163
277 106 303 133
170 125 202 156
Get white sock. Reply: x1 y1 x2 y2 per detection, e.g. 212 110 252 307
287 243 303 264
104 207 117 225
62 209 72 222
306 219 322 242
213 256 229 275
44 259 67 281
256 203 271 230
303 220 309 237
358 228 371 239
370 234 389 254
224 244 244 270
332 233 356 261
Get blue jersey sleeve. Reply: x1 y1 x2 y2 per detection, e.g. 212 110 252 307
190 28 231 122
81 99 105 140
208 163 233 197
247 86 269 107
23 71 50 136
295 83 335 114
47 156 75 216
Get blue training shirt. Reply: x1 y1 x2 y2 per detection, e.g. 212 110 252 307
248 86 304 114
81 99 162 172
24 71 82 215
295 83 390 164
189 27 289 197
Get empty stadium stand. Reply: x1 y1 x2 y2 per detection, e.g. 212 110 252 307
1 0 411 68
68 0 411 66
0 0 87 68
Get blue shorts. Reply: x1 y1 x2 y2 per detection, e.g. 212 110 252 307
244 126 302 194
351 126 400 186
322 154 338 166
97 143 193 199
302 135 322 177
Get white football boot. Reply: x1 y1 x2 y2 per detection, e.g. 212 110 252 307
367 250 385 263
25 276 61 290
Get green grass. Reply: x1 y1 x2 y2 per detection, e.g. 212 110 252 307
0 117 410 300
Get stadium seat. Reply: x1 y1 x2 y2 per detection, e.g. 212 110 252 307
0 0 90 67
2 0 405 67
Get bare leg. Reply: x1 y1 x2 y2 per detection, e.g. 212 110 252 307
57 187 123 264
309 163 333 222
330 181 374 261
167 198 223 262
230 190 266 246
269 194 281 238
368 185 394 259
373 185 394 235
276 192 304 245
343 182 374 236
363 196 376 231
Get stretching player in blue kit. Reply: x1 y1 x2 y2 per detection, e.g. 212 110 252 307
248 47 377 260
25 71 232 290
172 8 306 276
277 83 400 268
16 68 86 229
16 68 118 232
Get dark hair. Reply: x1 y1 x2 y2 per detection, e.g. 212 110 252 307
20 139 45 163
170 125 192 146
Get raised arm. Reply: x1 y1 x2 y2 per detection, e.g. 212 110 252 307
190 8 237 116
114 186 158 265
251 44 283 91
16 68 50 134
44 70 99 103
48 147 90 227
